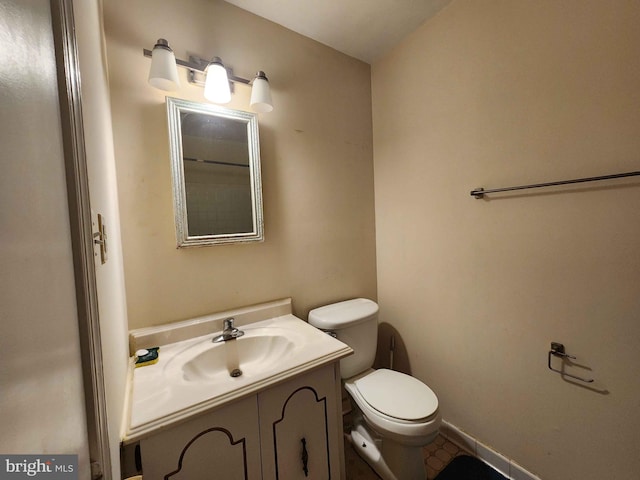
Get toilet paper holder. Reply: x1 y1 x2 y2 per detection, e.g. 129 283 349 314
548 342 594 383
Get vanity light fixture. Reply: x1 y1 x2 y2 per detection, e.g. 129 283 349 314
147 39 179 90
143 38 273 113
203 57 231 104
249 71 273 113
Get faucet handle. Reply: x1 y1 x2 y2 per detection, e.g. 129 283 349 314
223 317 235 331
212 317 244 343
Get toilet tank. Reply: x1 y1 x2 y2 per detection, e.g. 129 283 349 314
308 298 379 379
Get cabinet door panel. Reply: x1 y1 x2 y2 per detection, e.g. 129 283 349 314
274 387 329 479
259 366 342 480
164 427 247 480
140 395 261 480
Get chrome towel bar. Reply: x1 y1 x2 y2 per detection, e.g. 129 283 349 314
471 170 640 198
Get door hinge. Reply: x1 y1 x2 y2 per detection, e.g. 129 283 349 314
90 461 103 479
92 212 108 264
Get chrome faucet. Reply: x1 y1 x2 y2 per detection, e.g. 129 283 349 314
212 317 245 343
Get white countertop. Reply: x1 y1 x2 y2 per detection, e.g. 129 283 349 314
123 311 351 443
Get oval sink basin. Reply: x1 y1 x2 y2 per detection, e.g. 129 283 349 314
170 329 297 383
183 335 294 382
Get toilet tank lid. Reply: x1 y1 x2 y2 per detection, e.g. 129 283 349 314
308 298 379 330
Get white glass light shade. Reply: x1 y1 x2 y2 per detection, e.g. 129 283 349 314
204 59 231 104
250 71 273 113
148 39 179 91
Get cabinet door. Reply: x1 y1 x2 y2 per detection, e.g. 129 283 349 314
140 395 262 480
259 365 343 480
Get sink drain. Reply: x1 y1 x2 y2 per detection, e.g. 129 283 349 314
230 368 243 378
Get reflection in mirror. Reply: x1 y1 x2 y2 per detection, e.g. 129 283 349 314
166 98 263 247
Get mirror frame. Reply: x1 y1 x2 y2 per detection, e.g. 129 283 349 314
166 97 264 247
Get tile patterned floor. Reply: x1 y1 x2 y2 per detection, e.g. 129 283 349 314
344 433 470 480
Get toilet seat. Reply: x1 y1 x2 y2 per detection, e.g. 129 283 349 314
353 369 438 421
344 369 441 445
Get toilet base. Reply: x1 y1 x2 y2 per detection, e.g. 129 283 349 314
349 423 427 480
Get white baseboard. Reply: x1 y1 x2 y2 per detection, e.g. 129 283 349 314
440 420 542 480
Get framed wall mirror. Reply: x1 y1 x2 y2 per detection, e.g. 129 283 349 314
166 97 264 247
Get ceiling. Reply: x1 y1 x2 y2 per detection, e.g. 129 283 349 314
224 0 453 64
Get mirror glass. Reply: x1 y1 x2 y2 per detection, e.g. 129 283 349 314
166 97 263 247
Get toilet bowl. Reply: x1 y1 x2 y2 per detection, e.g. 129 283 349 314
308 299 441 480
345 369 440 447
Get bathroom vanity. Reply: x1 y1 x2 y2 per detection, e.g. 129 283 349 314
122 298 352 479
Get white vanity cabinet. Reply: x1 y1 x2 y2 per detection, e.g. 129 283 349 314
126 300 353 479
138 363 344 480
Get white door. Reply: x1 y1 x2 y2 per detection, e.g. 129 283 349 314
0 0 91 477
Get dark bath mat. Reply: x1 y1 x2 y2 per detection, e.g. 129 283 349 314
434 455 508 480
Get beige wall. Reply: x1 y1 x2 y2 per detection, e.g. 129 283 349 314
103 0 376 329
372 1 640 479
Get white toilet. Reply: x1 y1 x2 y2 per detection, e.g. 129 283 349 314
309 298 440 480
